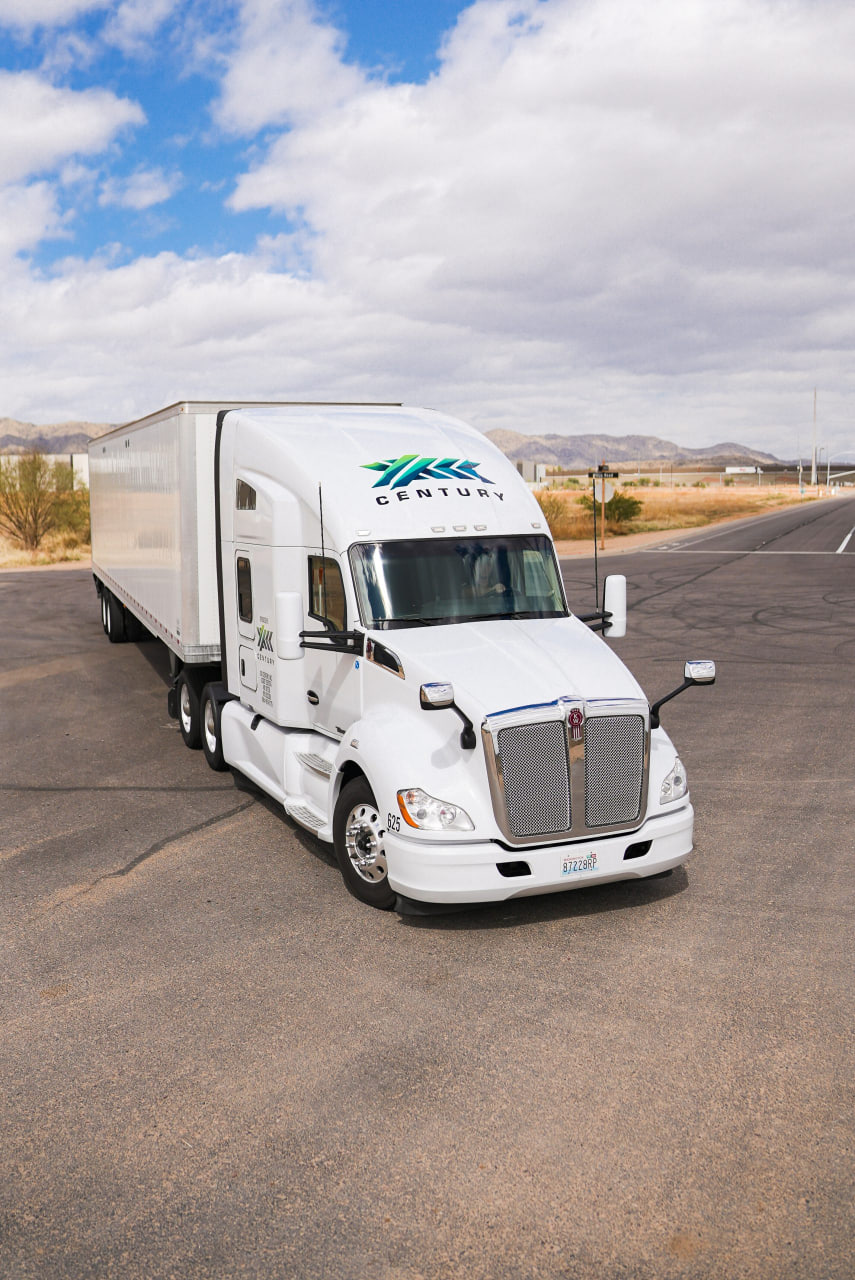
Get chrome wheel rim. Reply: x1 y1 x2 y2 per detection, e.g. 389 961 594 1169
344 803 388 884
179 683 192 735
203 699 218 754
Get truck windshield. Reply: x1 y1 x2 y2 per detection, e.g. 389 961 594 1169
349 536 567 629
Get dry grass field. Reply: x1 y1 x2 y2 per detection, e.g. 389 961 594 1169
0 529 91 569
536 483 817 541
0 484 823 568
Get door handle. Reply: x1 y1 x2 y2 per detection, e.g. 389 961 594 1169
307 690 319 706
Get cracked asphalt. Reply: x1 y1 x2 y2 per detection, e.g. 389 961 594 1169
1 499 854 1280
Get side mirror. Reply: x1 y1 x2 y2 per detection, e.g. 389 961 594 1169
275 592 304 660
419 682 476 750
685 660 715 684
650 658 716 729
603 575 627 638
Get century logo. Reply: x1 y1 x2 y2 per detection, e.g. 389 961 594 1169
363 455 494 489
256 624 274 653
361 454 503 506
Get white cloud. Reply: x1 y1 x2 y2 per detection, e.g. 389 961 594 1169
98 166 180 209
214 0 855 450
0 181 63 258
0 71 144 184
213 0 365 135
101 0 176 53
3 0 855 457
0 0 108 27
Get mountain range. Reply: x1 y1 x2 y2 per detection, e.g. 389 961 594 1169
484 429 787 469
1 413 795 468
0 416 112 455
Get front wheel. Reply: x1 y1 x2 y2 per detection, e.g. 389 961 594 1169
332 778 395 910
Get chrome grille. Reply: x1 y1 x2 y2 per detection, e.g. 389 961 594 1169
497 721 570 837
584 715 645 827
487 706 648 844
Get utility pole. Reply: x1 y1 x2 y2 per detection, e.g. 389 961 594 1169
810 388 817 486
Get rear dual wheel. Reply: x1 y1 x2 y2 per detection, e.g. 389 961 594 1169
100 589 127 644
176 673 201 749
200 685 228 772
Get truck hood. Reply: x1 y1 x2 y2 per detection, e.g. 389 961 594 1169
373 616 646 717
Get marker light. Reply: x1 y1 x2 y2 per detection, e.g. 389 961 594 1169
397 788 474 832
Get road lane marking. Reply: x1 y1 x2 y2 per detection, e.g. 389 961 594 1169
638 549 846 555
836 527 854 553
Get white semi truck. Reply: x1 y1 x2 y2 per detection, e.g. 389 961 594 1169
89 401 714 910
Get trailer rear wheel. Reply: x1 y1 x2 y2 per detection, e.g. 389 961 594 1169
332 778 395 910
103 590 127 644
176 673 202 749
200 685 228 772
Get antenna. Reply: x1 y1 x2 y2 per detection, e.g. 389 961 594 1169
318 483 327 620
591 473 600 610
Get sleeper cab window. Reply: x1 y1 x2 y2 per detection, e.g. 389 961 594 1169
236 479 257 510
309 556 346 632
236 556 253 623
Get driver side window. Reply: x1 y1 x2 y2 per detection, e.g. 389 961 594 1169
308 556 346 631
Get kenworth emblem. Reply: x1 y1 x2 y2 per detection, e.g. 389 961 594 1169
362 455 494 489
568 707 584 741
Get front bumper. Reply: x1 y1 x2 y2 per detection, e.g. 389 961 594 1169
384 802 694 904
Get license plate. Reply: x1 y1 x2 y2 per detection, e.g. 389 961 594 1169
561 851 598 876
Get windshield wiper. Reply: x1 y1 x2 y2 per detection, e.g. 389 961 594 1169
384 615 447 628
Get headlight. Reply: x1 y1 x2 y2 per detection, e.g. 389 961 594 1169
397 787 474 832
660 757 688 804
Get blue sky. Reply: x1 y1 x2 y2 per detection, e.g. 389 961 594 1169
1 0 463 266
1 0 854 458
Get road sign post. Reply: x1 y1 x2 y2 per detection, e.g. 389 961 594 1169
588 463 619 553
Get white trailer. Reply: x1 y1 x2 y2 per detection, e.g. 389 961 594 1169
89 401 714 910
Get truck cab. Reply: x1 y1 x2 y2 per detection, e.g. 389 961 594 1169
207 404 705 908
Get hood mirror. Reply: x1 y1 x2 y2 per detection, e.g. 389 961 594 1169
651 658 716 729
420 682 455 710
419 682 475 750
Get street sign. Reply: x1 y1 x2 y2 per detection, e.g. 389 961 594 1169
593 479 615 503
588 469 619 479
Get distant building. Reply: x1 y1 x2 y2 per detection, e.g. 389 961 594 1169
515 460 548 485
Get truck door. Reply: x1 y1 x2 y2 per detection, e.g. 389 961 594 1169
235 552 258 692
303 554 361 738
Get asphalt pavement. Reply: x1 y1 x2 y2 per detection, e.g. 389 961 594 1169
1 495 853 1279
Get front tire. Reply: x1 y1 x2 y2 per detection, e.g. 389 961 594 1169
200 685 228 771
332 778 395 910
176 672 202 749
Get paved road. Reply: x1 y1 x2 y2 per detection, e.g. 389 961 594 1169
1 498 853 1279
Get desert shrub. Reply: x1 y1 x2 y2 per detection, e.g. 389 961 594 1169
535 489 577 538
578 489 642 527
693 481 707 488
0 452 89 550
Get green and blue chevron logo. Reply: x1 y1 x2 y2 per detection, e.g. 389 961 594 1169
257 624 274 653
362 455 494 489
